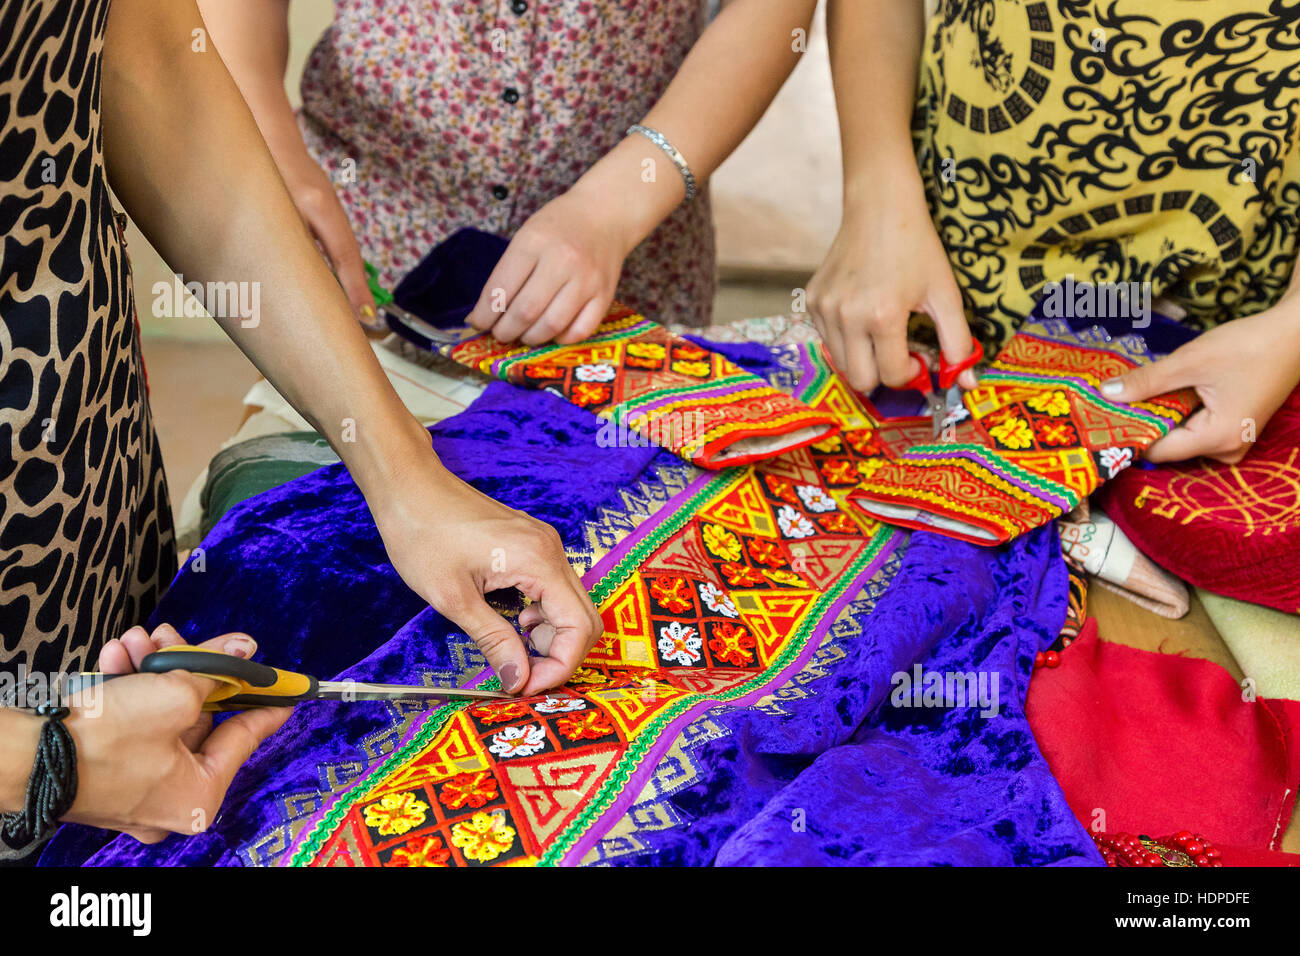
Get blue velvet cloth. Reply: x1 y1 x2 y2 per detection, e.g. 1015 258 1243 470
390 227 508 330
39 365 1098 866
714 526 1091 865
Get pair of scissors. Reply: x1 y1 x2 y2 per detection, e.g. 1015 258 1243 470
362 261 479 346
900 334 983 437
67 646 509 712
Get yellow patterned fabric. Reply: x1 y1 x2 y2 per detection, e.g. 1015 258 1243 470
915 1 1300 352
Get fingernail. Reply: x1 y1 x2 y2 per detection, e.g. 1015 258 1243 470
500 662 520 693
224 636 257 658
1101 379 1124 397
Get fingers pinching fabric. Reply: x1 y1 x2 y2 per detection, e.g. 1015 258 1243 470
441 305 839 468
848 318 1198 546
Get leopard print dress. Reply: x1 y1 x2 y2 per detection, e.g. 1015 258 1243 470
0 0 176 677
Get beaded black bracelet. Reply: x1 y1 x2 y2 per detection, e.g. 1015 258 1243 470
1 702 78 846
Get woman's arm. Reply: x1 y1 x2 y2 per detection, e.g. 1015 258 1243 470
466 0 820 344
806 0 976 393
103 0 601 696
194 0 376 323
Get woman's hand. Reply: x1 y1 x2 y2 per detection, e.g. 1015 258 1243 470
62 625 290 844
808 184 977 394
370 459 604 697
465 186 636 346
275 144 380 329
1102 299 1300 463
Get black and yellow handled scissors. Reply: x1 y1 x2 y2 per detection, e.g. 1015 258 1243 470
69 646 509 711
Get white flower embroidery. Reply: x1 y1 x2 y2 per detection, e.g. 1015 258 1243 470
795 484 838 513
657 621 702 666
776 504 815 539
1098 446 1133 478
535 695 585 714
697 581 738 618
488 724 547 759
575 363 616 383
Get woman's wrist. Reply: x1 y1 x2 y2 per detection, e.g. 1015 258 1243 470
570 135 687 255
0 709 44 814
342 410 441 499
842 144 927 215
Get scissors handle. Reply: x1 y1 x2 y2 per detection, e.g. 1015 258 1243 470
140 646 318 711
936 334 983 390
903 334 983 395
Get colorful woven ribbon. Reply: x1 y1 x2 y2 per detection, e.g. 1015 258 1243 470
440 305 838 468
848 319 1197 545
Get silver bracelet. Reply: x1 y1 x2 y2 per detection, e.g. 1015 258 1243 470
627 124 697 202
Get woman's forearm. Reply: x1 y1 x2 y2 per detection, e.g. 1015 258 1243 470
576 0 819 251
102 0 434 496
196 0 305 160
828 0 928 210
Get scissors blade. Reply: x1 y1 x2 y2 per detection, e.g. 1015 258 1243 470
383 303 480 345
315 681 510 702
934 385 965 439
927 393 947 438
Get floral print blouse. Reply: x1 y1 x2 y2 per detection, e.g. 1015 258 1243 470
298 0 717 327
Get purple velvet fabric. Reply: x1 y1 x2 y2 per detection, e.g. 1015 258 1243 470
39 376 1098 866
713 526 1094 865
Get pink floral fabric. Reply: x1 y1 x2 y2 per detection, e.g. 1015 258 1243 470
298 0 716 327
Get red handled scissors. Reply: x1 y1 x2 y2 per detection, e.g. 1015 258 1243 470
900 334 983 437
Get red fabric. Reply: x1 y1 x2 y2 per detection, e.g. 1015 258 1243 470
1027 619 1300 861
1100 384 1300 614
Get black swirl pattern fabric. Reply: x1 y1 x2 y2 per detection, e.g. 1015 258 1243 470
912 0 1300 353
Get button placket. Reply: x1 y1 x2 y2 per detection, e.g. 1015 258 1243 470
487 5 532 220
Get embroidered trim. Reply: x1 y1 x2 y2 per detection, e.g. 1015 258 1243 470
441 306 838 468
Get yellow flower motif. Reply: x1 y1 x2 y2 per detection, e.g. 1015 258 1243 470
627 342 666 360
363 791 429 837
988 416 1034 450
812 435 843 453
570 666 610 686
1026 390 1071 417
451 811 516 863
671 360 711 377
701 523 742 561
857 458 886 479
